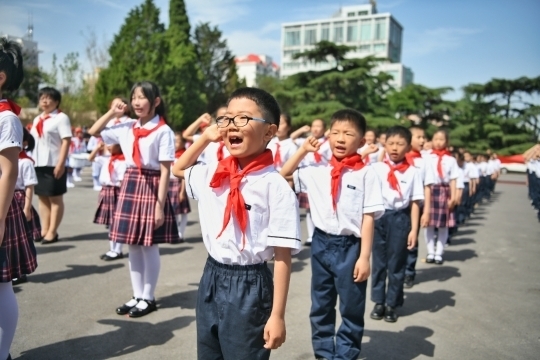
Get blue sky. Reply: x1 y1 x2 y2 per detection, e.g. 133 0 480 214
1 0 539 99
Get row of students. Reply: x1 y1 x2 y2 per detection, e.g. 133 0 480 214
524 145 540 221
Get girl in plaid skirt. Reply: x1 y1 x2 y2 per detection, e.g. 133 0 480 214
90 142 127 261
170 132 190 240
424 130 459 265
88 81 179 318
0 38 38 360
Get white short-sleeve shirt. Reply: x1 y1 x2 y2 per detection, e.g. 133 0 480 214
464 162 479 182
296 137 332 166
100 115 175 170
427 153 459 184
30 110 72 167
268 137 298 171
0 109 23 154
16 158 38 190
185 161 301 265
293 164 385 237
95 155 127 187
372 162 424 211
456 167 465 189
412 155 436 187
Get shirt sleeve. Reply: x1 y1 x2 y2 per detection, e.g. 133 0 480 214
185 162 209 201
423 159 436 186
362 167 385 219
456 170 465 189
101 121 133 145
411 168 425 201
267 177 302 254
292 166 310 194
21 160 38 187
57 113 73 139
158 128 175 162
448 157 459 180
0 113 23 152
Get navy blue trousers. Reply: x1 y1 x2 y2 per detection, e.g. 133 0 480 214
196 256 273 360
405 208 423 279
371 209 411 308
457 182 470 224
310 228 367 360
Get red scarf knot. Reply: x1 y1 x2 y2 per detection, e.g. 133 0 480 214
19 151 34 164
109 154 126 177
384 158 411 197
132 117 167 170
330 154 365 211
405 150 422 165
175 149 185 159
0 99 21 116
432 149 451 179
274 142 282 167
313 138 327 163
209 149 274 250
217 141 226 161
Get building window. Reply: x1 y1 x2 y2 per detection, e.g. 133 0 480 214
358 11 368 16
347 12 355 17
374 18 387 40
333 22 344 43
360 19 371 42
305 27 317 45
374 43 386 53
321 23 330 41
284 50 300 58
386 70 399 80
359 44 371 52
347 21 358 42
284 27 301 47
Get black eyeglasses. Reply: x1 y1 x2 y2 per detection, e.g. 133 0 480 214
215 115 269 128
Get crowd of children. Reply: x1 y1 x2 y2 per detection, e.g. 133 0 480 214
1 35 537 360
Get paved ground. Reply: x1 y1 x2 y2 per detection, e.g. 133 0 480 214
9 172 540 359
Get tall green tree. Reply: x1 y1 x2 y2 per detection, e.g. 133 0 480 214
194 22 244 114
162 0 205 129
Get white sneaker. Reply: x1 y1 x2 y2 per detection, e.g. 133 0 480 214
93 185 102 191
67 181 75 188
73 176 82 182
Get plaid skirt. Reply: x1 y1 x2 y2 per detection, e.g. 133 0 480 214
429 183 456 228
168 178 191 215
0 196 38 282
298 192 310 209
109 168 180 246
94 186 119 225
13 190 42 241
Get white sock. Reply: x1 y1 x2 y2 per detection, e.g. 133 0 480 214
125 298 138 306
74 168 81 178
425 227 436 256
141 245 160 301
177 214 188 238
128 245 144 299
435 227 449 257
305 211 314 242
113 242 123 254
109 241 115 252
0 282 19 360
136 299 149 310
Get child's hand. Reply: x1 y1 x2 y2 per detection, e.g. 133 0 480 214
263 314 286 350
302 136 321 153
420 213 429 228
197 113 212 126
110 99 126 117
407 231 417 250
353 257 370 283
154 204 165 230
201 124 223 143
24 208 32 222
362 144 379 156
298 125 311 134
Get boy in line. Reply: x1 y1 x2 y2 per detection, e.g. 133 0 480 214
173 88 301 360
281 109 384 360
370 126 424 322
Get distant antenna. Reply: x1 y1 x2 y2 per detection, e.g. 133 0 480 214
26 11 34 40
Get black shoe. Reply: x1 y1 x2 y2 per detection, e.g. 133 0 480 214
370 304 385 320
42 234 59 245
103 252 124 261
384 306 397 323
7 354 12 360
404 275 414 289
12 275 27 285
128 299 157 318
434 256 444 265
116 297 139 315
426 254 435 264
99 253 108 260
35 236 43 243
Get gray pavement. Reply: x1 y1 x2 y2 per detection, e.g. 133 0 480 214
10 172 540 359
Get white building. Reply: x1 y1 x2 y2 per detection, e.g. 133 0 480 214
280 3 413 89
235 54 280 88
1 22 39 68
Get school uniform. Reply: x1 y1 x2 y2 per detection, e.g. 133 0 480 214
30 109 72 196
169 152 191 216
100 115 180 246
358 144 382 164
93 154 127 226
293 158 384 360
426 151 459 228
185 150 301 360
371 160 423 309
192 134 230 164
268 137 298 171
528 160 540 220
0 100 38 282
461 162 479 220
14 155 42 241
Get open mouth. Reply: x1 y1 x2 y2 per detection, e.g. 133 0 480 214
228 135 244 147
335 145 346 151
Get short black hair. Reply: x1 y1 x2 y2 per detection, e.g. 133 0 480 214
22 127 35 152
330 109 367 136
39 87 62 106
409 125 424 133
312 118 326 129
0 38 24 92
130 81 168 123
227 87 280 126
385 126 412 145
433 129 449 143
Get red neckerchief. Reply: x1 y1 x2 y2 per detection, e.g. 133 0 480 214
19 151 34 164
209 149 274 250
406 150 422 165
0 99 21 115
217 141 225 161
330 154 365 211
432 149 451 179
132 117 167 170
35 109 61 138
109 154 125 177
175 149 185 159
313 137 327 163
384 158 411 197
274 142 281 167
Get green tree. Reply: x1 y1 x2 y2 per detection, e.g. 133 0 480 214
194 22 244 114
